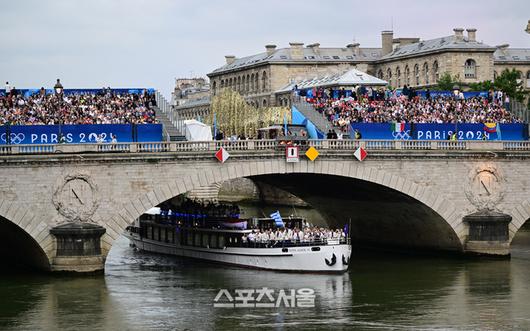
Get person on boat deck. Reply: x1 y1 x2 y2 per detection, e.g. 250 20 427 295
248 231 256 242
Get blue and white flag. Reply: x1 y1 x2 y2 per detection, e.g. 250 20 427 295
213 112 217 139
270 211 284 227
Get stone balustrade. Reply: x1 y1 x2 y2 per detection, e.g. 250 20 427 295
0 139 529 155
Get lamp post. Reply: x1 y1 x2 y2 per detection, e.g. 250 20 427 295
54 79 64 139
54 79 63 95
453 84 460 138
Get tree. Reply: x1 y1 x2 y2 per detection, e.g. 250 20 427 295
493 69 527 102
468 80 494 91
436 72 460 90
208 89 290 137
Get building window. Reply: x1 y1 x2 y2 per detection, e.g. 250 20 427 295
212 81 217 96
263 99 267 107
493 71 498 81
262 71 267 92
464 59 476 79
255 74 259 93
414 64 419 85
396 67 401 88
242 76 246 93
386 68 392 87
377 69 383 80
423 62 429 85
526 71 530 88
405 65 410 85
433 61 439 83
220 80 224 89
246 74 250 92
237 76 241 92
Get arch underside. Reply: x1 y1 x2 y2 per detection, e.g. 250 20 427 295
251 174 463 252
0 215 50 271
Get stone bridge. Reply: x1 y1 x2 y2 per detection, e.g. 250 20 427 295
0 139 529 273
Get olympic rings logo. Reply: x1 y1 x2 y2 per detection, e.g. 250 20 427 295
0 133 26 144
392 130 411 140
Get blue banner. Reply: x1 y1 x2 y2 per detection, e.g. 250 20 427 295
0 124 162 145
350 123 528 141
137 123 163 142
396 90 490 99
2 88 155 98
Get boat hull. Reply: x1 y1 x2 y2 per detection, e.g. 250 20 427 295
125 232 351 273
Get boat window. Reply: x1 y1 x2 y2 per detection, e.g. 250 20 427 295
218 235 225 248
194 233 201 246
160 228 166 242
202 234 209 248
210 234 217 248
186 232 193 246
146 226 152 239
168 229 174 243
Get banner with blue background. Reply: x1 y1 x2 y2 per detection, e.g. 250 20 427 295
0 124 162 145
349 123 528 141
2 88 155 98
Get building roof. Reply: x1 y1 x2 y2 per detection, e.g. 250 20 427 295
380 35 496 61
174 97 211 110
276 68 388 93
209 47 382 75
493 48 530 63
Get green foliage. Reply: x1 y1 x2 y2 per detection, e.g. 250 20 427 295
468 80 494 91
436 72 460 91
493 69 527 102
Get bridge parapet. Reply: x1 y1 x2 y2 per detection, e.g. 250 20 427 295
0 139 529 156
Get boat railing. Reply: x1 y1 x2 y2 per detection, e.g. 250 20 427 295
233 237 350 248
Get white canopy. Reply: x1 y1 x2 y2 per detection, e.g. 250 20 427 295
276 68 388 93
144 207 160 215
184 119 213 141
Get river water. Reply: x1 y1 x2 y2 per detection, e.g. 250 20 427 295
1 226 530 331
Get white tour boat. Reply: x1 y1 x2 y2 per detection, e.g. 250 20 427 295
124 206 351 273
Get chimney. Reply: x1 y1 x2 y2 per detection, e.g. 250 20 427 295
496 43 510 54
346 43 360 56
265 44 277 56
381 31 393 55
307 43 320 54
453 28 464 42
289 42 304 60
466 28 477 42
225 55 236 65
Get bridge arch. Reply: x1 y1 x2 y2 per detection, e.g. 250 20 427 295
107 159 466 253
0 200 52 270
509 199 530 243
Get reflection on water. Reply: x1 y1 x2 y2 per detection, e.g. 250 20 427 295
0 226 530 330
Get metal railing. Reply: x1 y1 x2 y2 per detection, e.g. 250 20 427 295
233 237 350 248
1 139 530 156
155 90 185 135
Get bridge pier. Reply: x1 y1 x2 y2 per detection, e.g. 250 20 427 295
50 223 107 273
463 210 512 257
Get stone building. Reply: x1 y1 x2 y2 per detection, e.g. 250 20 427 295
175 27 529 118
171 78 210 107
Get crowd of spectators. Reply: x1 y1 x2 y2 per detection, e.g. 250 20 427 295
242 226 347 247
304 86 522 132
0 87 157 125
